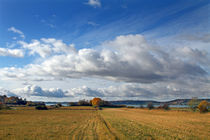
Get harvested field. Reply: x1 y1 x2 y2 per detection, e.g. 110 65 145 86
0 107 209 140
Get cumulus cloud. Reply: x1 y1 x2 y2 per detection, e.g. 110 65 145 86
174 47 210 66
1 79 209 101
68 86 104 97
18 38 75 58
86 0 101 8
0 34 209 101
0 48 24 57
13 85 68 98
0 87 17 97
0 34 208 83
8 27 25 39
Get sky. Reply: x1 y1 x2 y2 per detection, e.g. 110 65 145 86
0 0 210 102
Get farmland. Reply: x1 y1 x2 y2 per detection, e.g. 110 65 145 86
0 106 209 140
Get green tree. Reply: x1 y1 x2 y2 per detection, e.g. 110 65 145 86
162 104 170 110
35 105 48 110
188 97 199 112
147 102 154 110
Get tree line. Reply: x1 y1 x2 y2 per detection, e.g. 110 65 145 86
1 95 209 113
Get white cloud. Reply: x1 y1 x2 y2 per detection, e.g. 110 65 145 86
68 86 104 97
0 34 210 101
13 85 69 98
47 23 55 28
0 48 24 57
178 34 210 43
8 27 25 39
1 78 209 101
0 87 17 97
0 34 209 83
86 0 101 8
19 40 52 58
18 38 75 58
174 47 210 66
87 21 99 26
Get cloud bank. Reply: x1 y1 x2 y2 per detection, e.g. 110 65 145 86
0 79 209 101
0 34 209 101
1 34 208 83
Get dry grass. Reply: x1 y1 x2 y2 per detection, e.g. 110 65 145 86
0 107 209 140
0 106 117 140
101 108 210 140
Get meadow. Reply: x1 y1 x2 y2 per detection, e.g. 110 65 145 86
0 106 209 140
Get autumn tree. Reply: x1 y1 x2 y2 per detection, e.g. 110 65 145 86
0 102 3 110
198 100 209 113
91 97 102 107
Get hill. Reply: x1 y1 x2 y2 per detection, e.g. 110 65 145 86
109 99 210 105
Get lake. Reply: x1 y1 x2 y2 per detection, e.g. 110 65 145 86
125 104 188 108
45 103 189 108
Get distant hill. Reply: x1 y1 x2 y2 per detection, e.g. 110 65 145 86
41 99 210 106
164 99 210 105
109 99 210 105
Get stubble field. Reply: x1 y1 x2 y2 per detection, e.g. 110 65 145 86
0 106 209 140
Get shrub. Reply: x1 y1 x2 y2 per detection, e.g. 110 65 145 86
0 102 2 110
78 100 91 106
198 100 209 113
127 106 135 108
157 105 162 109
147 103 154 110
140 105 144 108
157 104 170 110
35 105 48 110
68 102 78 106
0 103 11 110
98 107 103 110
98 100 110 107
56 103 62 107
27 101 45 106
188 97 199 112
162 104 170 110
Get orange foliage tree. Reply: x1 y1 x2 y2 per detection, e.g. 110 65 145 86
91 97 102 107
198 100 209 113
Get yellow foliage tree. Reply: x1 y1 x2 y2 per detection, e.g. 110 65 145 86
91 97 102 107
198 100 209 113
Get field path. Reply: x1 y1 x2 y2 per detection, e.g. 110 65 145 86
69 111 120 140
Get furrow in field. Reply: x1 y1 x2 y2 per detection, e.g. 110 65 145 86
96 112 120 140
101 108 210 140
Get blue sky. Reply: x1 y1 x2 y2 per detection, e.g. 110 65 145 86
0 0 209 101
1 0 208 48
